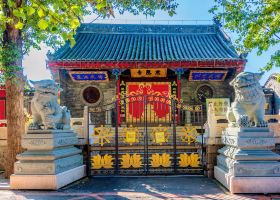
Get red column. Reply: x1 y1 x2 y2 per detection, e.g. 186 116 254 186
117 78 121 125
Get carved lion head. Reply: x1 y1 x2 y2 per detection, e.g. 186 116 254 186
230 72 263 89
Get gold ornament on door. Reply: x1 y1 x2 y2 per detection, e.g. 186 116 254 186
151 125 169 145
120 154 143 168
91 154 114 169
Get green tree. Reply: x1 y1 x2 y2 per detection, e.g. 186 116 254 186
210 0 280 77
0 0 178 177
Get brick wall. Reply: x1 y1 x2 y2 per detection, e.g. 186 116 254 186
180 78 234 105
59 70 117 118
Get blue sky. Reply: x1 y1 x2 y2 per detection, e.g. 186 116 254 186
23 0 279 85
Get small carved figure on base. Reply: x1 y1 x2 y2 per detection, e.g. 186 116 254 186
227 72 267 127
29 80 71 130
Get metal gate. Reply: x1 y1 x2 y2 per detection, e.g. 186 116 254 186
87 95 204 176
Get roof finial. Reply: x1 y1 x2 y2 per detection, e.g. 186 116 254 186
239 52 248 59
47 50 54 60
213 17 222 28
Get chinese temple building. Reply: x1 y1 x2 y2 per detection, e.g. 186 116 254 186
47 23 247 176
264 73 280 115
48 23 245 117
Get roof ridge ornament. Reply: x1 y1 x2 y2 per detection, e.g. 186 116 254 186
239 52 248 59
213 17 222 28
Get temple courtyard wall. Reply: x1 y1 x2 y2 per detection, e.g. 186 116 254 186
180 78 234 104
60 71 117 118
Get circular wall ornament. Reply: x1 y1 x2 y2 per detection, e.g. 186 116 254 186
81 86 103 106
196 85 214 102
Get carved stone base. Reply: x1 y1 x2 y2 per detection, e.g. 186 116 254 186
10 130 85 190
215 166 280 193
14 154 83 175
221 127 275 148
215 127 280 193
11 165 86 190
21 130 79 150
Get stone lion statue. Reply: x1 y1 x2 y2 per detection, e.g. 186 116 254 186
227 72 267 127
29 80 71 130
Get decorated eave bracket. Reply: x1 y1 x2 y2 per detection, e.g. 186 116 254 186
173 68 185 80
112 69 125 80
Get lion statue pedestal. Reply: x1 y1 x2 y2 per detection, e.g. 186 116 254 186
214 72 280 193
10 80 86 190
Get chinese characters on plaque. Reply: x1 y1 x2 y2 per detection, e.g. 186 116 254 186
189 70 227 81
130 69 167 78
206 98 230 116
69 71 108 82
120 81 126 119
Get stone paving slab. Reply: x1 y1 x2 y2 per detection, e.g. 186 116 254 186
0 176 279 199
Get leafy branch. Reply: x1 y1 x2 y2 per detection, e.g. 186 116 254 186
210 0 280 76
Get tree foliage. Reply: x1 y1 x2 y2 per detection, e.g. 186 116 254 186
0 0 178 80
210 0 280 72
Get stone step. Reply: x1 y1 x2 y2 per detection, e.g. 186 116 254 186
218 146 280 160
14 154 83 175
17 147 82 161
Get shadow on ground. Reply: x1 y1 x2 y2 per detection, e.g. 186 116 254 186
62 176 223 195
0 176 275 200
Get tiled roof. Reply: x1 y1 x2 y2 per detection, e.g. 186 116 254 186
51 23 241 62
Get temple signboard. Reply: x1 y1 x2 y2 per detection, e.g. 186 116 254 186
189 70 227 81
69 71 109 82
206 98 230 116
131 69 167 78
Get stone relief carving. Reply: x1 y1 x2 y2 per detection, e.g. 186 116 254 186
56 156 83 172
218 146 239 158
55 138 78 146
217 155 235 171
29 80 71 130
221 136 237 146
235 166 280 176
28 139 47 146
245 138 267 145
226 72 267 127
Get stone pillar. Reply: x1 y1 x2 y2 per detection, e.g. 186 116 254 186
214 127 280 193
10 130 86 190
204 103 227 178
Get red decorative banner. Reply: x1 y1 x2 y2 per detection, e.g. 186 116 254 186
126 82 171 121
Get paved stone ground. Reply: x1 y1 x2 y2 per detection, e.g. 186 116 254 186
0 176 279 200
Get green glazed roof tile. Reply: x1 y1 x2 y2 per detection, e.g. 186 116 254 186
51 23 241 61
